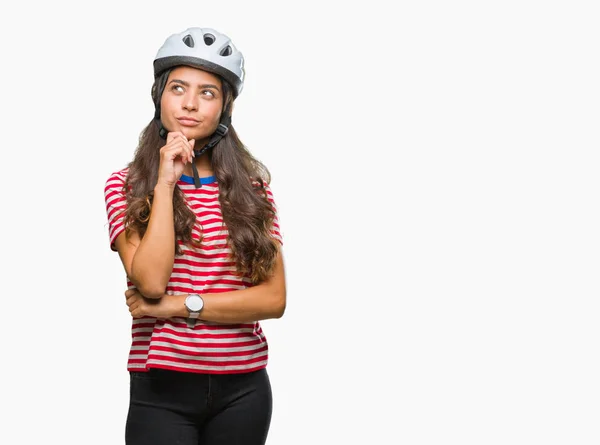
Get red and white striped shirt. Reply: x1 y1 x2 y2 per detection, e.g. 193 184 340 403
104 167 283 374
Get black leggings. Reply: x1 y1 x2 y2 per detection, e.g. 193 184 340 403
125 367 273 445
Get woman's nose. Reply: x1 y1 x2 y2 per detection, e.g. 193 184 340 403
183 94 198 111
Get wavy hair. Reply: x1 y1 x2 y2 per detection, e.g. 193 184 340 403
122 69 279 284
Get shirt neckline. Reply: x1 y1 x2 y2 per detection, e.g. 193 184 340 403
179 174 217 185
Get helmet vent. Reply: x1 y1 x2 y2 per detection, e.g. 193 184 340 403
220 45 232 57
182 34 195 48
203 33 216 45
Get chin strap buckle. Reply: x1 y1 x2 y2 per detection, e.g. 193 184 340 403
215 124 229 137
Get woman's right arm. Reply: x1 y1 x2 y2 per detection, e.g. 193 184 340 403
114 132 195 299
114 183 175 298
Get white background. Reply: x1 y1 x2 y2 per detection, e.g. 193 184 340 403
0 1 598 444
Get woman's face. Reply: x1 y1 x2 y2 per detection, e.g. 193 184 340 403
160 66 224 142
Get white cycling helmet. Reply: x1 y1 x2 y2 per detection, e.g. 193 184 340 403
154 27 245 97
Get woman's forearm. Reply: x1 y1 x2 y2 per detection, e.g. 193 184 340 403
199 283 286 323
154 282 286 324
130 184 176 298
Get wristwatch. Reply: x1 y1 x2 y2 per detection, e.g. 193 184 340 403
184 294 204 328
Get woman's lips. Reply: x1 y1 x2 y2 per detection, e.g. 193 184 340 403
177 117 200 126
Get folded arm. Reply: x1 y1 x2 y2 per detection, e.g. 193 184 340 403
125 246 287 323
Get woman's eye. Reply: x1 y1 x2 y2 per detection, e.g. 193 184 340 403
202 90 215 98
172 85 184 93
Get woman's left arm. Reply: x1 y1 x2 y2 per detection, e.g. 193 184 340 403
125 247 287 324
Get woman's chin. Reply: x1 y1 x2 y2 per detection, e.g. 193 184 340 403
179 128 203 141
165 122 212 143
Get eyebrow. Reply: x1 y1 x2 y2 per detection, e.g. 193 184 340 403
168 79 221 91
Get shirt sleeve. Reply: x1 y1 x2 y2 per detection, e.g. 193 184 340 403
104 170 128 252
262 180 284 246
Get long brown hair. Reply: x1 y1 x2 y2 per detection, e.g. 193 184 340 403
122 69 279 284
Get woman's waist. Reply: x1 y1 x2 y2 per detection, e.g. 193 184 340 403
131 318 266 345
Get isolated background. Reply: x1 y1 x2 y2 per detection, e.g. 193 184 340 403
0 0 598 444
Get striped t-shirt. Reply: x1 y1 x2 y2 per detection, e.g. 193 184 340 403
104 167 283 374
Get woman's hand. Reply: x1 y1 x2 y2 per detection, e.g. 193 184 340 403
125 289 186 319
156 131 195 188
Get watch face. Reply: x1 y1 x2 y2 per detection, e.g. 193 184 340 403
186 295 204 312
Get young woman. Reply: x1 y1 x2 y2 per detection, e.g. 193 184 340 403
104 27 286 445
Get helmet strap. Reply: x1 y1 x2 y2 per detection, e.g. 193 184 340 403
190 109 231 188
158 122 168 139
